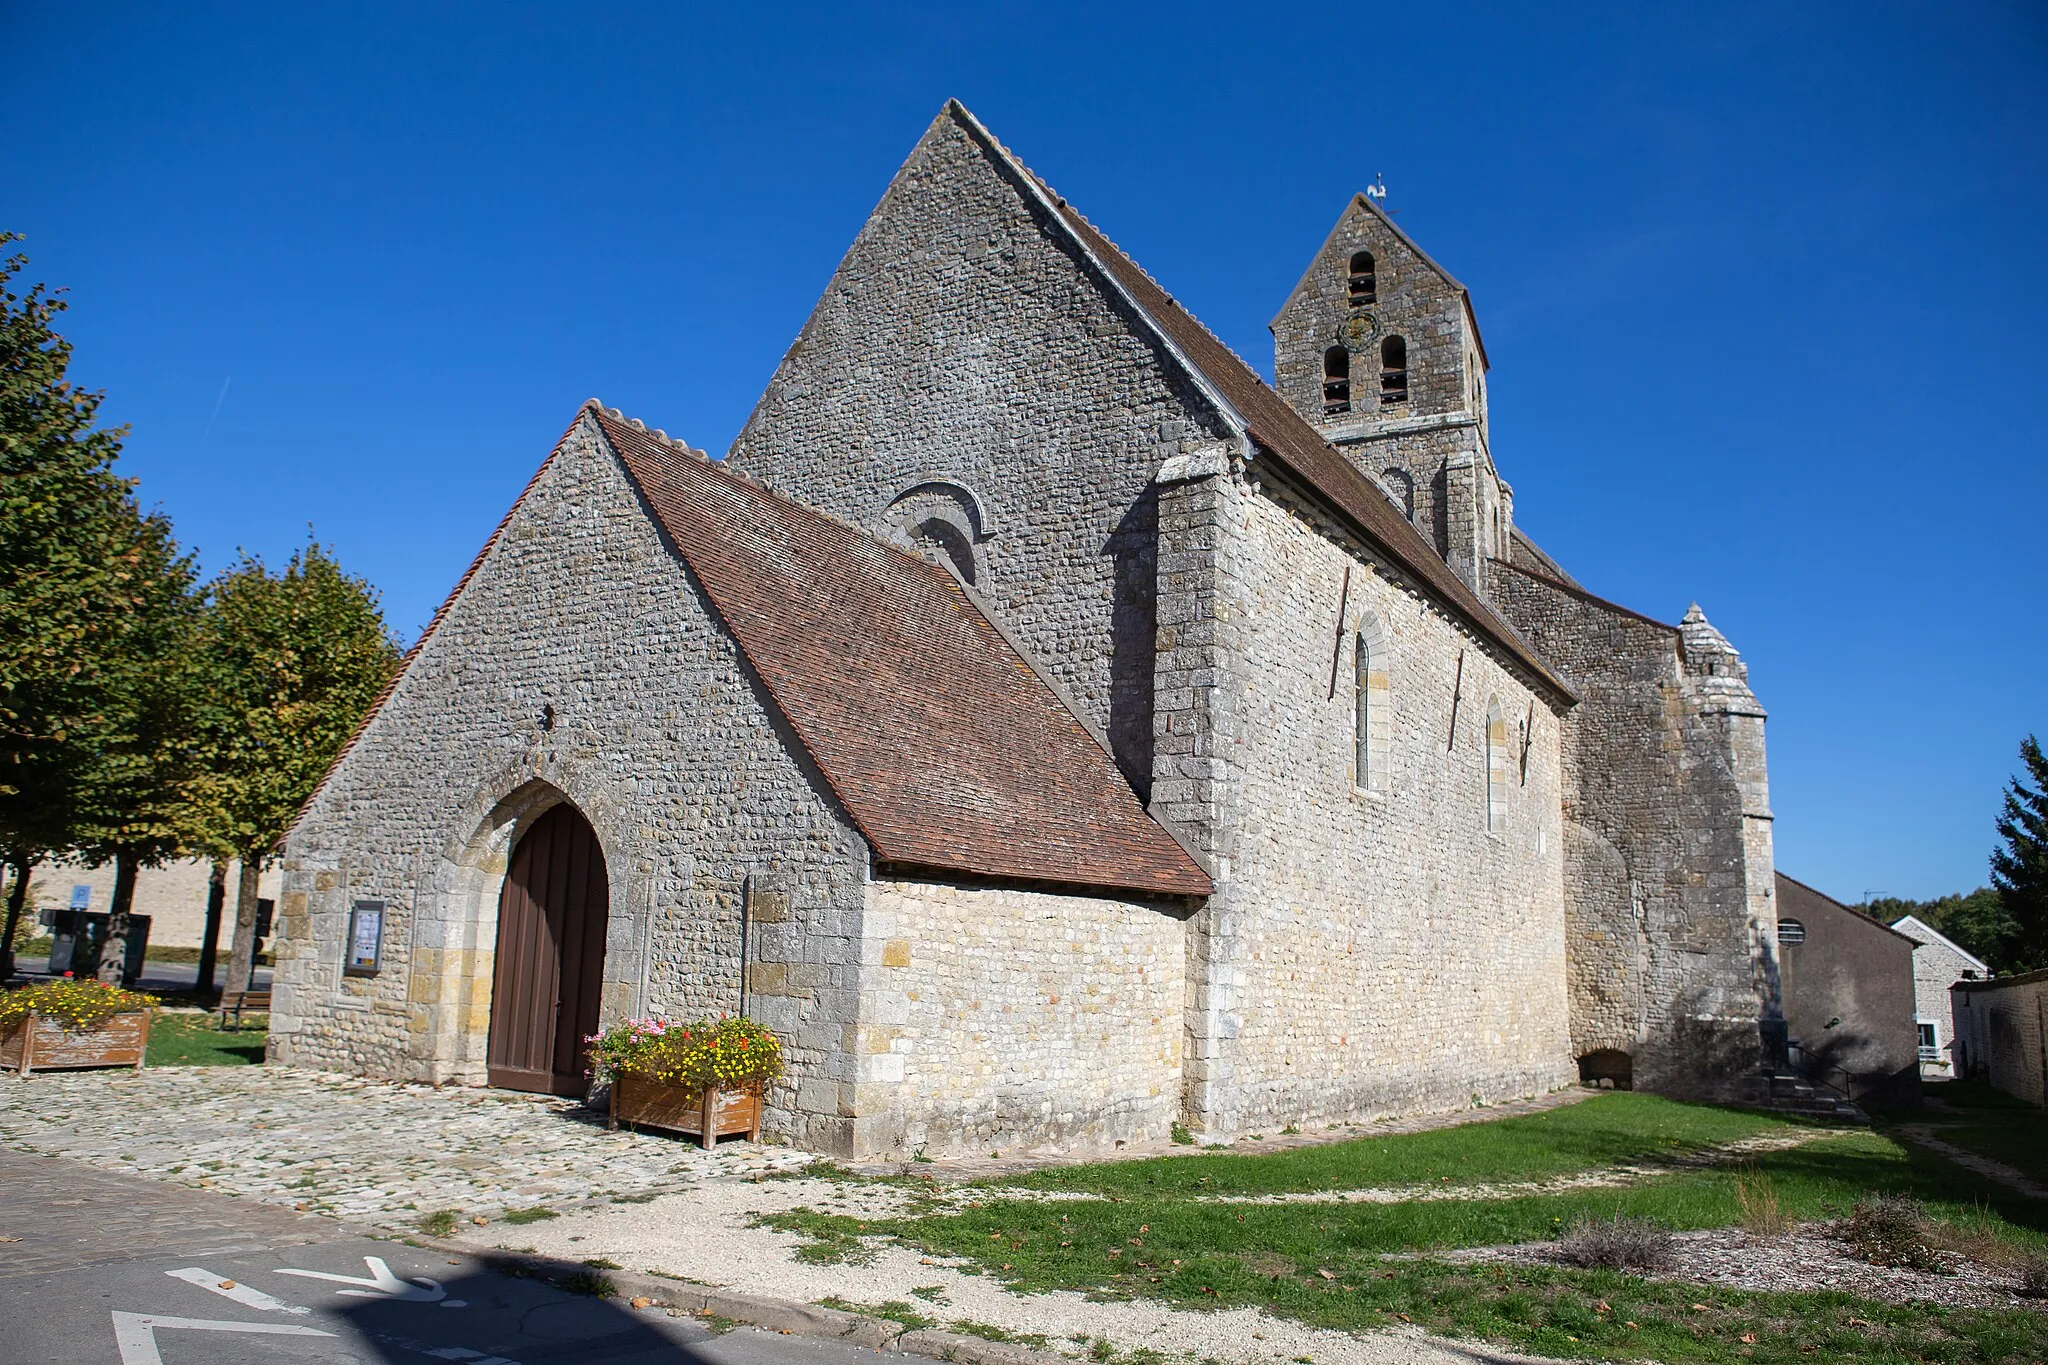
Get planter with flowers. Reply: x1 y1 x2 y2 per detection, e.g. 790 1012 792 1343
1 977 155 1076
587 1015 783 1149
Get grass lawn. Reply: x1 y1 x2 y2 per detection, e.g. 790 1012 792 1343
771 1094 2048 1364
146 1011 267 1066
1885 1081 2048 1187
995 1095 1799 1197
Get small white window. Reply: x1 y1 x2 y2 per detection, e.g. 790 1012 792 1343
1916 1022 1939 1062
1777 919 1805 946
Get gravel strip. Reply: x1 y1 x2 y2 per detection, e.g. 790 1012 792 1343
461 1175 1563 1365
1446 1226 2047 1313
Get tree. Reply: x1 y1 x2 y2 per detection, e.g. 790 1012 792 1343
1989 734 2048 973
0 234 156 978
1861 887 2018 974
187 541 399 996
71 503 202 982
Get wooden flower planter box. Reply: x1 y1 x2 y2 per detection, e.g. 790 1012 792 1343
2 1010 151 1076
609 1072 761 1150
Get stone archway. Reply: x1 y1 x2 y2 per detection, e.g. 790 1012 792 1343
486 802 609 1095
407 763 642 1088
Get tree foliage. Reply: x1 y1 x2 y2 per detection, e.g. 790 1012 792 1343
0 233 139 860
187 540 399 861
1859 887 2016 973
1989 734 2048 973
0 235 203 978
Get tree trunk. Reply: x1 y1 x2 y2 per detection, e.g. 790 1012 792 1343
96 851 139 984
223 859 262 998
0 854 31 982
196 861 227 996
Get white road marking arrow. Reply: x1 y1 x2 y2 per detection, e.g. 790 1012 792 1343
166 1266 310 1314
277 1254 455 1303
111 1311 332 1365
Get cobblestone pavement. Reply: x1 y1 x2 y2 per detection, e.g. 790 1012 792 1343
0 1066 813 1230
0 1146 331 1277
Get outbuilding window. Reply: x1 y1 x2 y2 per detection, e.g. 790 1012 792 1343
1347 251 1377 306
1777 919 1805 946
1323 346 1352 415
1379 335 1408 406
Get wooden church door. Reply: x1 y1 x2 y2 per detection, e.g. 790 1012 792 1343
487 803 609 1095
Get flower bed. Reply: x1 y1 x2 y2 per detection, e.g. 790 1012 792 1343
1 978 155 1075
587 1015 783 1149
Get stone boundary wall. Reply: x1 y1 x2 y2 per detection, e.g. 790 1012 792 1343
856 879 1187 1158
1953 970 2048 1106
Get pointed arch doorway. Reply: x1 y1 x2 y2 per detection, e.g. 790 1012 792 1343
487 802 609 1095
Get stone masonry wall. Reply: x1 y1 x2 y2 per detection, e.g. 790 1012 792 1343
1272 201 1506 589
1272 201 1475 429
1173 458 1574 1136
274 414 875 1153
725 109 1234 797
853 879 1187 1158
1485 560 1777 1101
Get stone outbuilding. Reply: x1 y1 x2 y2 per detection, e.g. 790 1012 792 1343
275 102 1790 1155
1889 914 1990 1080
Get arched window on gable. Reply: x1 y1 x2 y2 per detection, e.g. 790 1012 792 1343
1379 335 1409 407
1484 698 1511 834
1347 251 1377 306
1354 612 1392 793
1323 346 1352 415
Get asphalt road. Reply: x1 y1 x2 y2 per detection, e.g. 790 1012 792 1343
0 1150 904 1365
10 954 274 995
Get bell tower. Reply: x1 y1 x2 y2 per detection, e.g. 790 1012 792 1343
1271 196 1509 593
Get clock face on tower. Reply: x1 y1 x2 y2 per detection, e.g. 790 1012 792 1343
1338 313 1379 352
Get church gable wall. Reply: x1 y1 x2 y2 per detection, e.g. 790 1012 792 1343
1177 465 1573 1135
274 418 873 1153
852 879 1187 1159
725 112 1233 794
1484 561 1774 1101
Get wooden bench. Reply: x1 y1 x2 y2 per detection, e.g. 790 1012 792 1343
217 990 271 1030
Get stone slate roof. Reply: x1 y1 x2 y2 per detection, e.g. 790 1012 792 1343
945 103 1571 703
591 407 1213 900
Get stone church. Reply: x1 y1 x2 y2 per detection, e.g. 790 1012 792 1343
272 102 1781 1157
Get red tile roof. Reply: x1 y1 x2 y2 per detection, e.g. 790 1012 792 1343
592 408 1212 899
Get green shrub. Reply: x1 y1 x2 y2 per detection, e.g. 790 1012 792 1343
1846 1194 1942 1272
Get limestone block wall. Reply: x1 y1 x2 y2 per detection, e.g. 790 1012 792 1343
1485 559 1777 1101
851 880 1187 1158
274 416 874 1153
1170 460 1573 1136
725 108 1233 796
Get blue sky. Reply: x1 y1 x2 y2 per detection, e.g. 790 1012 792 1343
6 2 2043 901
